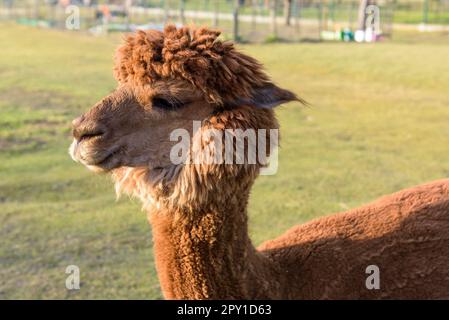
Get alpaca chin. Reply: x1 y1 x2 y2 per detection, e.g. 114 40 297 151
113 167 152 206
111 165 183 211
86 165 108 173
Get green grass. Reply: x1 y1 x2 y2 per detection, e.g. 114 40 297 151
1 23 449 299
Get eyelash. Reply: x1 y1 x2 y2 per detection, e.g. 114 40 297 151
152 97 186 110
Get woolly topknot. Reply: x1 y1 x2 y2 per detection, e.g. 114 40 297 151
114 25 271 106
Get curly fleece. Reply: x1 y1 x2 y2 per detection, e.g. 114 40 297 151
114 25 270 105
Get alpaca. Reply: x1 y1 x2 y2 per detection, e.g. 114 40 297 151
70 25 449 299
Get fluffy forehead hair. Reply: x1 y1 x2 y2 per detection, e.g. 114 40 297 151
113 25 271 106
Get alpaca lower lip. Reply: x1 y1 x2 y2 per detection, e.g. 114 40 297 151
77 145 121 169
89 149 120 167
91 152 114 166
83 152 118 173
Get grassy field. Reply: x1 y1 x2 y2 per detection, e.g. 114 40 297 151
1 24 449 299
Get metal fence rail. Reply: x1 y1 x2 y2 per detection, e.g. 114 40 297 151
2 0 443 42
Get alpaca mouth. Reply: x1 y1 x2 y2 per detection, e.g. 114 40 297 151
83 154 118 174
85 147 123 172
70 140 121 172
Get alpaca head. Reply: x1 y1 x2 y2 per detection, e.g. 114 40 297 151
70 25 299 209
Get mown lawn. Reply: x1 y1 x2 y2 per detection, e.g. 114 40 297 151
0 24 448 299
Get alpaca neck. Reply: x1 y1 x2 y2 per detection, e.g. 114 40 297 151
148 183 281 299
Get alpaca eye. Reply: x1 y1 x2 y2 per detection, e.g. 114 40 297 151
152 97 185 110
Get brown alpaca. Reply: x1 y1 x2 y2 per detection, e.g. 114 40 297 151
70 25 449 299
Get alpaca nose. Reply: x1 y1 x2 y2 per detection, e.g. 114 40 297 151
71 115 84 129
72 116 106 141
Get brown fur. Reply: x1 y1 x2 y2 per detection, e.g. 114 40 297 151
114 25 270 106
70 25 449 299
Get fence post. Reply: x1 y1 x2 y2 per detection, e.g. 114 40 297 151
213 0 219 27
357 0 368 30
125 0 131 31
318 1 323 39
284 0 292 26
251 0 258 29
270 0 278 35
294 0 301 38
233 0 240 42
5 0 13 19
34 0 39 20
49 2 56 26
164 0 170 23
180 0 186 25
423 0 429 24
349 0 356 30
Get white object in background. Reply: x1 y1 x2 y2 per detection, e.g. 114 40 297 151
365 28 374 42
354 30 365 42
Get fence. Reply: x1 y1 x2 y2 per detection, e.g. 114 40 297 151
394 0 449 24
3 0 444 42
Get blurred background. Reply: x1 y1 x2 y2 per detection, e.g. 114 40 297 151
0 0 448 299
2 0 449 41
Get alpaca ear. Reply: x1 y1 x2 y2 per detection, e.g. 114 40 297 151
244 83 300 109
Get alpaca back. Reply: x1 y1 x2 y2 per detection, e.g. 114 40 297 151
259 179 449 299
